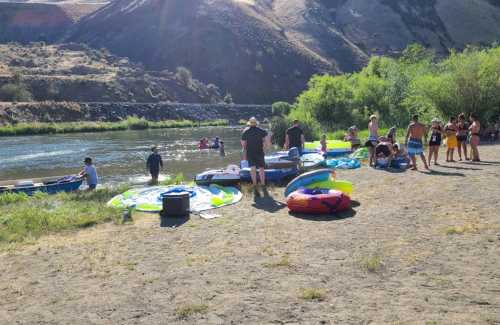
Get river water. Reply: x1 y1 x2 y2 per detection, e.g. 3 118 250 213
0 126 253 184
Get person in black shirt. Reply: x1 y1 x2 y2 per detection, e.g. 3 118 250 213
241 117 269 186
284 119 305 154
146 146 163 185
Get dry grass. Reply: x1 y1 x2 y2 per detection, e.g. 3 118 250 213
175 303 208 319
359 253 384 273
299 288 326 301
263 254 291 268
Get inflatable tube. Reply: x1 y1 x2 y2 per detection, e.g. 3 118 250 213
350 147 369 160
300 153 325 170
195 168 240 187
287 188 351 214
240 167 299 183
305 179 353 197
325 158 361 169
304 140 351 151
107 185 242 213
284 169 332 197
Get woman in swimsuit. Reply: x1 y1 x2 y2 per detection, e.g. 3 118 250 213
344 126 361 150
445 117 458 162
469 113 481 162
428 118 443 166
456 113 469 161
365 115 379 167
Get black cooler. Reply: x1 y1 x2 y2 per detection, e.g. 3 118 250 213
160 192 190 218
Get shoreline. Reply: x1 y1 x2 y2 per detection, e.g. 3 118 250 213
0 118 231 137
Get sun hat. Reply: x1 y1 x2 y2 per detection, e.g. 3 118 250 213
369 114 377 120
247 117 258 126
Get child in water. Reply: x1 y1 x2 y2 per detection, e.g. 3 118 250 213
320 134 327 153
219 141 225 157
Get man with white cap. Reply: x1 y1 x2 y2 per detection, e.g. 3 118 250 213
241 117 269 188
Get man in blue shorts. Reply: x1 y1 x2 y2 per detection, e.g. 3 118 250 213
241 117 269 187
405 114 430 171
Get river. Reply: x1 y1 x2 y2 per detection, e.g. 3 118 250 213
0 126 253 185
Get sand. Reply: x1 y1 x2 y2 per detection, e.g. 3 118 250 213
1 145 499 324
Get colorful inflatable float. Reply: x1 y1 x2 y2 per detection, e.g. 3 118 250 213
107 184 242 213
240 167 299 183
304 140 352 157
287 188 351 214
195 166 241 187
325 158 361 169
300 153 326 170
284 169 353 197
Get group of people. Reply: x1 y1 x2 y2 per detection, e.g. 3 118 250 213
360 113 482 171
198 137 225 156
78 112 484 191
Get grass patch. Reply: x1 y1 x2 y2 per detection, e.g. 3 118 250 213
445 222 480 235
263 254 291 268
299 288 326 301
0 187 127 245
175 303 208 319
359 254 384 273
0 117 229 137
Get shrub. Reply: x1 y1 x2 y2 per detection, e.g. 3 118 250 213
0 83 33 102
272 101 292 116
176 66 193 86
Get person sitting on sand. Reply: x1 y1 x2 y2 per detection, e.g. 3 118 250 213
445 117 458 162
365 115 379 167
146 146 163 185
375 137 394 168
428 118 443 166
344 126 361 150
391 143 410 168
469 113 481 162
405 114 429 171
320 134 327 153
78 157 98 191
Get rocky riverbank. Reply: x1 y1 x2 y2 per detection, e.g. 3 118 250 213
0 102 272 125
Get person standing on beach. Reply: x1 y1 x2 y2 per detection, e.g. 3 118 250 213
444 117 458 162
427 118 443 166
457 113 469 161
242 117 268 188
146 146 163 185
469 113 481 162
79 157 98 191
405 114 429 171
284 119 305 155
365 115 379 167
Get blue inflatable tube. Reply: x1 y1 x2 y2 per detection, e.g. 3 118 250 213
284 169 332 197
240 167 299 183
325 158 361 169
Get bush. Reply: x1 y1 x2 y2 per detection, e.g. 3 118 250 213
176 66 193 87
272 101 292 116
0 83 33 102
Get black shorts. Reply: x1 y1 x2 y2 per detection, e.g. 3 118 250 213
365 140 378 148
457 135 467 143
247 154 265 168
150 169 160 178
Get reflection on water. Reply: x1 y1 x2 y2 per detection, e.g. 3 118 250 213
0 127 251 184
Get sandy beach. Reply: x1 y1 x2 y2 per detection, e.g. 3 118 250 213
1 145 499 324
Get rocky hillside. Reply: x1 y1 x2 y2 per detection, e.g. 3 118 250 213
64 0 500 103
2 0 500 103
0 43 223 103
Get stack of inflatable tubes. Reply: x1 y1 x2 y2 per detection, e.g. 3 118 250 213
285 169 353 214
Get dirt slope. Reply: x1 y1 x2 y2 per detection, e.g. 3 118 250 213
1 145 499 324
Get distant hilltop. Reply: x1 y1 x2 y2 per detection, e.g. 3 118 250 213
1 0 500 104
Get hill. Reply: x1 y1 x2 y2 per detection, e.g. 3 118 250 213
0 43 223 103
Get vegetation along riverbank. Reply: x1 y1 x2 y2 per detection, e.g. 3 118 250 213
0 117 229 136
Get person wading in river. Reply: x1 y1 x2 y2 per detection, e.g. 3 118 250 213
146 146 163 185
241 117 269 190
405 114 430 171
